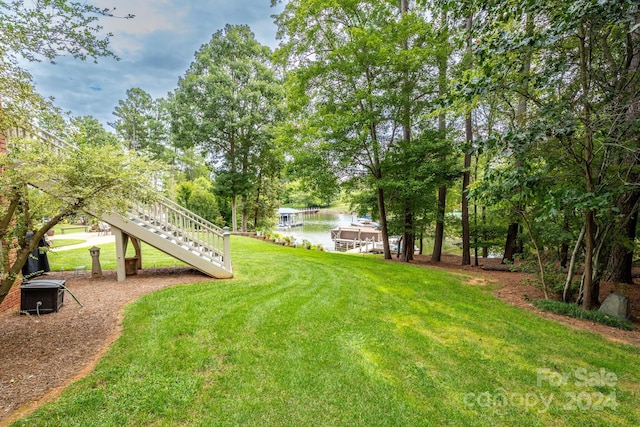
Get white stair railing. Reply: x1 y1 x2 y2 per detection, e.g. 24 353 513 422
6 125 232 275
130 195 231 272
6 126 77 154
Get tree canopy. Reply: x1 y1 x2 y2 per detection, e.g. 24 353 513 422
274 0 459 259
3 1 639 313
0 135 161 304
171 24 284 232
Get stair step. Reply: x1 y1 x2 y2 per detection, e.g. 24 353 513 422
112 212 229 273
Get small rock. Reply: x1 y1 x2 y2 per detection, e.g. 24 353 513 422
599 293 631 320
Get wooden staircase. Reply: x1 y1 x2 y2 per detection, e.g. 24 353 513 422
6 127 233 281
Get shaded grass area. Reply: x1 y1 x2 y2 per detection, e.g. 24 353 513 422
533 299 635 331
49 239 85 248
47 242 187 271
14 237 640 426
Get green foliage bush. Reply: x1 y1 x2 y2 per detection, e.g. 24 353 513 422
174 178 224 227
533 299 634 331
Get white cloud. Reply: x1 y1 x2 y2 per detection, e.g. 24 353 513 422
92 0 187 55
26 0 282 126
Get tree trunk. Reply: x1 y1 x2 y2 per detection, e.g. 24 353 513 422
582 210 596 310
604 193 640 284
502 14 533 265
578 18 597 310
376 186 392 259
461 15 473 266
604 11 640 284
432 186 446 262
502 222 518 263
253 172 262 230
559 242 569 269
461 144 472 265
231 194 238 232
432 11 448 263
0 212 65 306
481 205 488 258
399 0 413 263
241 195 248 232
563 224 585 302
472 150 481 266
401 209 414 262
473 201 479 266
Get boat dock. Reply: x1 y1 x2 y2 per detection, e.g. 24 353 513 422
277 207 322 228
330 227 382 252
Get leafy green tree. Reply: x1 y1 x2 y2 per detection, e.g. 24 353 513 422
383 130 457 260
1 137 160 304
70 115 118 146
283 180 330 209
0 1 144 305
111 88 167 157
275 0 459 260
275 0 396 258
174 177 223 226
432 10 453 263
171 24 284 232
456 0 639 308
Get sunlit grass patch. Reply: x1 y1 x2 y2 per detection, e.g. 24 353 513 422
14 236 640 426
47 242 187 271
49 239 85 248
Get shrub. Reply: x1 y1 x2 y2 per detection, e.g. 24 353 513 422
532 300 634 331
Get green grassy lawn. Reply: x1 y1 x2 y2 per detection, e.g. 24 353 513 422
47 242 187 271
419 237 463 256
49 239 85 248
14 237 640 426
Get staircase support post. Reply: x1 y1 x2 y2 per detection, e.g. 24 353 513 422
131 237 142 269
223 231 232 272
113 227 127 282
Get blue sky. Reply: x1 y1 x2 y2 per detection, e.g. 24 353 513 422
27 0 283 127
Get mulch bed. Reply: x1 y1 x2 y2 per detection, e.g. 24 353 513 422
0 267 212 425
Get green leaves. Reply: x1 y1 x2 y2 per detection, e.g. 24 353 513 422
0 135 163 300
0 0 125 63
0 1 127 130
111 88 168 158
170 24 284 230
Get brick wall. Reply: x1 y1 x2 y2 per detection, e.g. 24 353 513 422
1 132 22 312
0 282 21 313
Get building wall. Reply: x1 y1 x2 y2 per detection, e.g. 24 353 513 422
0 285 21 313
0 131 22 312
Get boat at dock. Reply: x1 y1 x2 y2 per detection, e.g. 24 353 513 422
350 215 380 228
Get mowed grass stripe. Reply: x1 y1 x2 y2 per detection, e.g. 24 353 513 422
13 236 640 426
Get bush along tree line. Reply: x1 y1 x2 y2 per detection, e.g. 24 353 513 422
2 1 639 313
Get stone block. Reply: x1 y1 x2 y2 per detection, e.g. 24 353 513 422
598 293 631 320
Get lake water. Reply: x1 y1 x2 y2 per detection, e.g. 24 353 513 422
277 212 358 251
